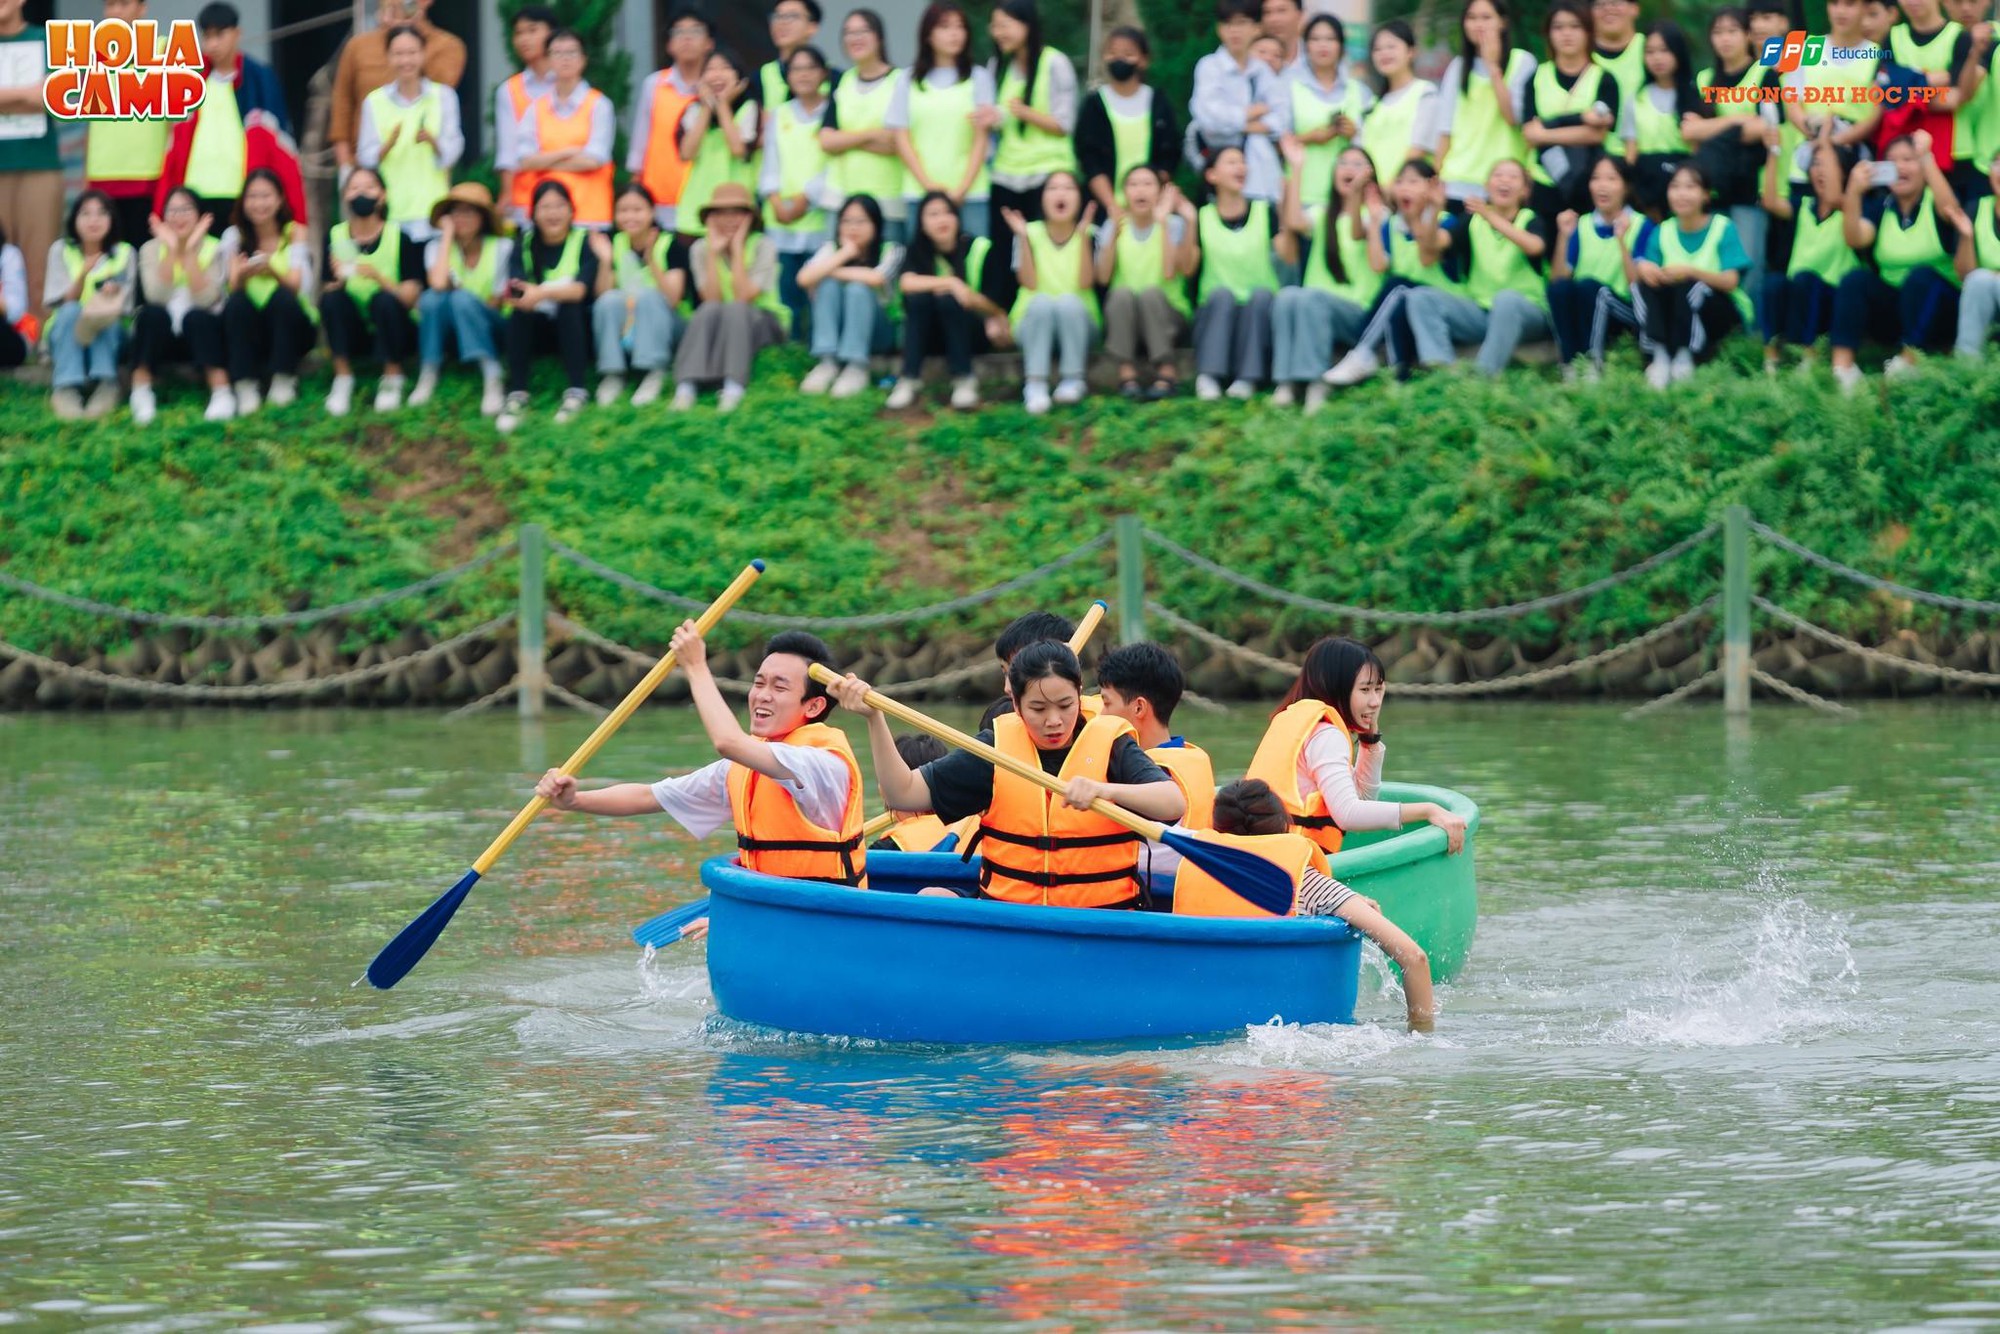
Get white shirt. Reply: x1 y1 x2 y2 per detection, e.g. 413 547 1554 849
1298 723 1400 832
805 239 904 301
518 80 616 166
493 65 557 172
648 746 853 840
356 79 465 175
1188 48 1291 202
0 243 26 324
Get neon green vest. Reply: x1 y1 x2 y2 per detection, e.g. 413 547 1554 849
905 71 989 201
1966 54 2000 173
1592 38 1648 108
1632 86 1688 156
1104 92 1152 209
1786 56 1877 183
364 84 450 228
1302 204 1380 308
1976 196 2000 271
713 236 792 334
1656 214 1754 321
829 69 905 202
1464 206 1545 311
763 101 827 236
611 229 672 293
185 71 246 199
1289 76 1369 207
243 224 317 323
447 236 502 300
1874 191 1959 289
58 241 134 304
679 109 759 238
993 49 1076 179
524 228 587 285
1110 218 1190 318
1444 49 1532 192
1195 200 1279 304
85 118 167 183
1387 215 1466 294
331 221 404 309
1696 64 1766 119
1571 212 1633 297
947 234 992 283
1362 80 1436 188
1527 63 1608 185
1785 200 1857 286
1008 219 1099 331
159 235 221 293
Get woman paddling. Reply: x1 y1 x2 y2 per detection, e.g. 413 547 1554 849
832 640 1186 909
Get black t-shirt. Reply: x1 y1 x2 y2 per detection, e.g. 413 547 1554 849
509 230 604 291
918 729 1171 824
1521 63 1623 128
319 225 427 292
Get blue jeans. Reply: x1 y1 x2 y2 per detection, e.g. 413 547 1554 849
592 288 679 372
809 279 895 364
416 288 502 367
777 251 812 345
47 301 124 389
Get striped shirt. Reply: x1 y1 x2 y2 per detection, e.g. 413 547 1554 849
1299 868 1357 917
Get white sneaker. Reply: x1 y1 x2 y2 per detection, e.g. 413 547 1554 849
1052 377 1087 405
1833 362 1864 394
496 391 529 433
1225 378 1256 400
717 380 746 413
1024 379 1052 415
479 377 504 416
234 379 263 414
672 381 698 411
595 373 625 406
1270 382 1296 407
373 374 405 412
1561 361 1580 384
886 377 920 410
204 387 237 421
554 387 588 423
1645 354 1672 390
1195 373 1222 401
51 387 84 420
949 375 979 410
1582 360 1602 384
129 383 157 425
831 363 871 399
632 370 666 406
1303 381 1330 417
408 367 439 407
83 380 120 418
1882 353 1917 379
326 374 355 417
800 358 838 394
1669 350 1695 383
1323 347 1379 386
265 373 296 407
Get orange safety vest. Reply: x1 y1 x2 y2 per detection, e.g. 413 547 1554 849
882 812 979 853
1172 830 1328 919
976 713 1145 908
526 88 614 227
1244 699 1351 854
724 721 867 885
504 73 537 215
638 75 699 208
1146 740 1215 830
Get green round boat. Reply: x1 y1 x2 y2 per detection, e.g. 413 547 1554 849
1322 782 1480 982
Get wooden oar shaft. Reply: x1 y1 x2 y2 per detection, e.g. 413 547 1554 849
807 663 1165 843
860 810 897 839
471 560 766 874
1067 600 1107 654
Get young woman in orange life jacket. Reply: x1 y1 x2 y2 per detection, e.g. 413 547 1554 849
1244 635 1469 858
535 625 868 907
833 640 1187 909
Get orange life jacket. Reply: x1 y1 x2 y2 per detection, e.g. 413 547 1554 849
725 721 867 885
1146 739 1215 830
526 88 614 227
1172 830 1328 919
883 812 978 853
1244 698 1351 854
637 74 699 208
976 713 1145 908
503 72 540 215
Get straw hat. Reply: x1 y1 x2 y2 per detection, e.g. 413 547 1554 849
698 181 760 227
428 181 500 234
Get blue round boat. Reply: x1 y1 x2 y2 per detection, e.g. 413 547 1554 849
699 854 1364 1045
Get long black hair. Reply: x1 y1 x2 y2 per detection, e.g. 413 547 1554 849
1211 779 1292 837
1646 20 1706 120
835 193 887 269
1319 145 1378 288
1276 635 1385 732
906 190 973 278
706 47 763 151
912 1 972 82
1006 639 1084 703
231 167 294 244
1302 12 1346 68
1369 18 1418 90
994 0 1046 128
1457 0 1514 93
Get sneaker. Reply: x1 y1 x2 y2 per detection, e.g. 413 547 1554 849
554 387 588 423
631 370 666 406
130 382 157 425
800 358 838 394
265 373 296 407
1794 353 1818 379
1582 360 1602 384
672 381 698 411
717 380 746 413
1833 362 1864 395
830 363 871 399
1762 352 1782 379
479 378 505 416
1053 377 1087 405
949 375 979 410
234 379 263 415
204 387 237 421
1195 373 1223 401
1270 382 1296 407
886 377 920 410
408 367 439 407
83 380 120 419
595 373 625 407
325 373 355 417
1323 347 1380 386
1023 379 1052 415
496 391 529 433
1669 350 1695 384
1882 352 1917 379
50 387 84 420
373 374 405 412
1645 353 1672 390
1303 381 1330 417
1225 378 1256 400
1561 361 1580 385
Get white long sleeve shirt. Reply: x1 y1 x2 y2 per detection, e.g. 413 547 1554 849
1298 724 1400 832
647 746 853 840
1188 48 1291 201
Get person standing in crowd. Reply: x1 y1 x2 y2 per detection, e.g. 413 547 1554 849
1433 0 1536 207
799 194 902 398
758 0 821 112
42 190 133 420
673 181 789 413
1760 130 1857 376
988 0 1080 231
319 165 423 415
1888 0 1965 172
1075 27 1179 223
0 0 61 306
1322 160 1464 384
1694 8 1782 303
1954 152 2000 356
1282 17 1374 216
1190 143 1283 400
329 0 465 180
495 6 557 229
1633 161 1753 387
1357 20 1438 189
156 4 305 226
675 48 763 240
592 181 687 407
1261 0 1307 72
1004 170 1097 414
1190 0 1288 205
760 45 831 341
1591 0 1648 110
1273 142 1382 411
411 181 511 414
129 187 228 425
1952 1 1997 205
1832 130 1969 389
1096 165 1194 400
516 29 615 231
821 10 908 242
218 167 315 415
889 190 1007 411
891 3 996 241
1546 153 1640 378
86 0 170 248
356 24 462 240
1522 0 1619 217
496 179 596 433
1623 21 1705 217
0 220 30 369
628 9 712 234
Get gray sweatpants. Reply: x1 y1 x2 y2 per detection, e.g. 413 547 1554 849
1102 287 1185 364
1017 293 1094 380
1193 288 1274 382
1956 269 2000 359
674 301 784 386
1270 287 1369 382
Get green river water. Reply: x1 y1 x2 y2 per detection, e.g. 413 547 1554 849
3 702 1998 1329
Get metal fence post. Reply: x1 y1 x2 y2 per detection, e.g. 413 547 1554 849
1724 505 1750 716
1115 515 1146 645
518 524 546 720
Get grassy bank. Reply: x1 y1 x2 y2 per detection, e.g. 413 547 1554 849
2 345 1998 666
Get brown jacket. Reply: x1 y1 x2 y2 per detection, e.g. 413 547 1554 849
329 20 467 152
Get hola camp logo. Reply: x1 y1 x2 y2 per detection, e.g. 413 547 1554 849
41 19 207 121
1760 29 1826 72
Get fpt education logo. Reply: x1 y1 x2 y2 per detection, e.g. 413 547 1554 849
1760 30 1826 72
41 18 206 121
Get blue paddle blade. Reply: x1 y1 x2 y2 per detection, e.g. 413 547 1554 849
366 867 481 989
1159 828 1297 915
631 897 712 949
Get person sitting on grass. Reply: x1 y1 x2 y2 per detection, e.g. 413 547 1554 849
217 168 316 418
1095 164 1195 400
1953 152 2000 360
590 180 688 408
129 187 228 426
1003 169 1099 415
888 191 1008 411
412 181 512 415
798 193 903 399
495 179 598 434
42 189 134 421
673 180 790 413
318 165 423 417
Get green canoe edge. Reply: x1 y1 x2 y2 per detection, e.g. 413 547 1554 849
1326 782 1482 983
